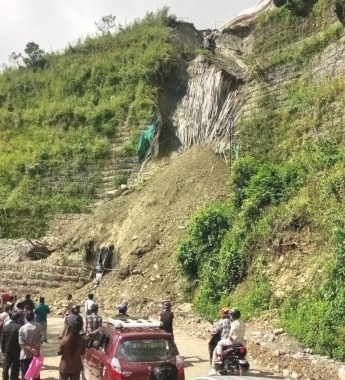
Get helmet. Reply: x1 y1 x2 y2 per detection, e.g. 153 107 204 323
220 307 230 317
118 304 128 314
229 309 241 319
71 305 81 315
163 301 172 310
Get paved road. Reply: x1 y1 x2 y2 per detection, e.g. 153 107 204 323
0 317 285 380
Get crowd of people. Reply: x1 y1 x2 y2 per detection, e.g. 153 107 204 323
0 293 49 380
0 290 244 379
0 292 177 380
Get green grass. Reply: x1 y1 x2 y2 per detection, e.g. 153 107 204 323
0 8 182 237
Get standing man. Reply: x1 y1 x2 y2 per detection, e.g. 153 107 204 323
1 311 21 380
84 294 94 316
16 294 35 311
18 310 44 380
84 294 94 331
159 302 174 336
86 304 102 336
65 305 84 332
34 297 50 343
58 294 73 339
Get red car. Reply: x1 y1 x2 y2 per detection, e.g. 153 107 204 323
83 318 185 380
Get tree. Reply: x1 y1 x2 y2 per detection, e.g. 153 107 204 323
8 52 22 69
95 14 116 35
23 42 47 71
273 0 287 6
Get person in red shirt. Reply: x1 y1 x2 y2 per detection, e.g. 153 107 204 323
2 293 10 304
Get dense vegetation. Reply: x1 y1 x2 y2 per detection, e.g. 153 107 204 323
0 8 181 237
177 0 345 361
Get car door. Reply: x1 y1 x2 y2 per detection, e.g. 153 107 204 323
84 331 106 380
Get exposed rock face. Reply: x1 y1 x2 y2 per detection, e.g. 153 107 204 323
172 55 244 160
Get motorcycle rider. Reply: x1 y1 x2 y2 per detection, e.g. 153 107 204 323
209 309 245 375
209 307 231 366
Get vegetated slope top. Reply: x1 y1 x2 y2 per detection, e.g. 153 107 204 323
59 145 229 303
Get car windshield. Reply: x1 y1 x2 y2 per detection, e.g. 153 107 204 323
117 338 177 362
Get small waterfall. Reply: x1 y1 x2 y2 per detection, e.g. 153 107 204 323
172 56 242 161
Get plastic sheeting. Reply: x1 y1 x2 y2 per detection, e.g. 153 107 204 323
137 122 156 160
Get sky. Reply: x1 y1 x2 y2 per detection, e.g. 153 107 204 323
0 0 259 67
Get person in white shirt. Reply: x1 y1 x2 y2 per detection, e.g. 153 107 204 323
85 294 95 316
85 294 95 332
209 309 245 375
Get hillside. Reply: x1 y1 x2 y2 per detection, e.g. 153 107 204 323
2 0 345 373
60 145 229 300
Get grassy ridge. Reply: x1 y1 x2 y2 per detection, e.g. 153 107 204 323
0 8 181 237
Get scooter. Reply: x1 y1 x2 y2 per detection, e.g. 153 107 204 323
214 344 250 376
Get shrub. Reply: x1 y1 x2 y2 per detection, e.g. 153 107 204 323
274 0 288 6
114 173 131 188
230 157 258 208
176 206 229 279
227 275 274 320
286 0 318 16
335 0 345 23
244 164 284 207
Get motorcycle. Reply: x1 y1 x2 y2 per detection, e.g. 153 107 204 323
214 344 250 376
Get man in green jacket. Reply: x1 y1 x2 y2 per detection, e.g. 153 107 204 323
34 297 50 342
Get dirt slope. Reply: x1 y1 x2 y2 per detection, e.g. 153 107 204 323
58 145 228 307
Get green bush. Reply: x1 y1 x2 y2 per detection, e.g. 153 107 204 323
335 0 345 23
227 275 274 320
114 173 131 188
245 164 284 207
286 0 318 16
230 157 258 208
280 295 334 355
274 0 287 7
176 206 230 279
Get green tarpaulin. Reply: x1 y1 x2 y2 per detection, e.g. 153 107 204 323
138 122 156 160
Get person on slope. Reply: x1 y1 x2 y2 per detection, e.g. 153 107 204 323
208 307 231 366
209 308 245 375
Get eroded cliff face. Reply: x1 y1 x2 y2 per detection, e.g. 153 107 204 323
172 56 243 159
169 21 255 161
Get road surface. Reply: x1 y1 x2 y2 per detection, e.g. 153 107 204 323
0 317 285 379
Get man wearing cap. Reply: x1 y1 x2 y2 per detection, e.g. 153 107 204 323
115 302 129 318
